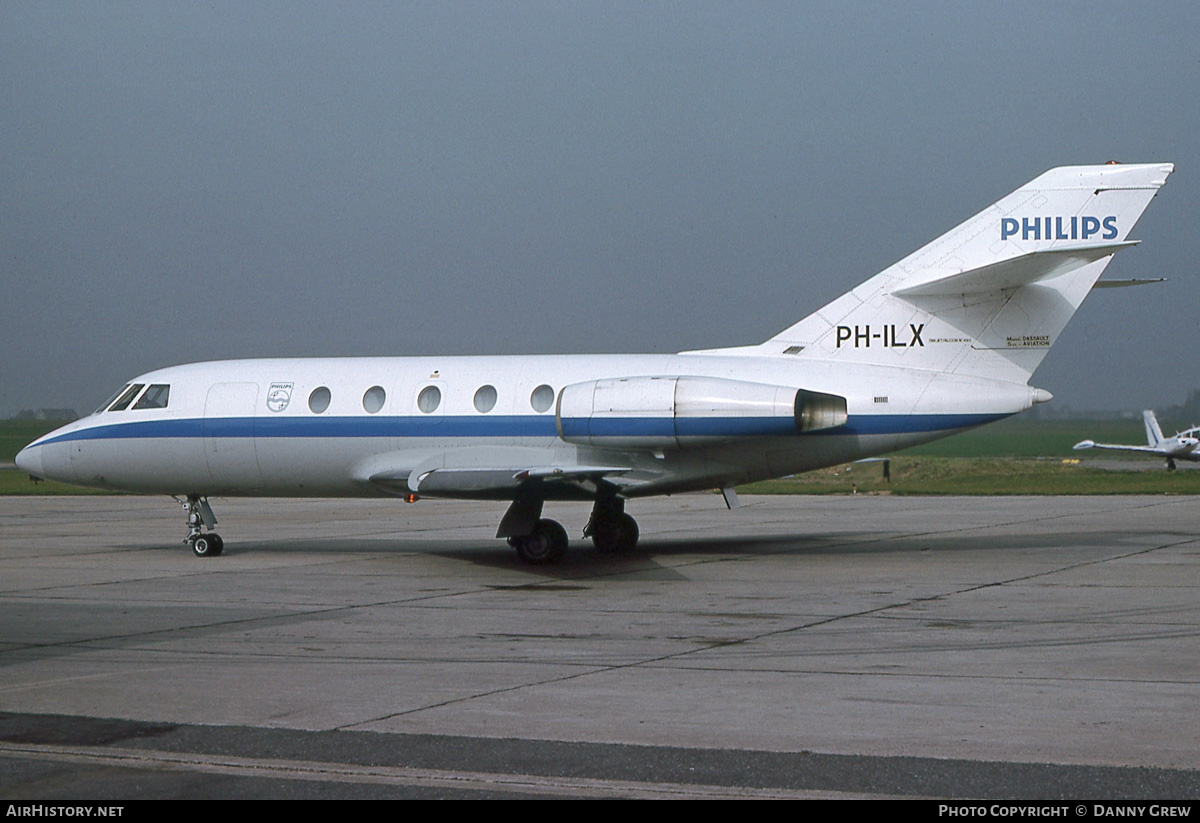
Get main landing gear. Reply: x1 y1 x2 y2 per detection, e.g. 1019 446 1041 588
508 519 569 564
176 494 224 557
583 496 639 555
499 495 640 564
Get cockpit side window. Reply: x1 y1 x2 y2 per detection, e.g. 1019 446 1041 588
132 384 170 410
95 385 130 415
108 384 145 412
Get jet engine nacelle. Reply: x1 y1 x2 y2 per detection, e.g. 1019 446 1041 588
555 376 847 449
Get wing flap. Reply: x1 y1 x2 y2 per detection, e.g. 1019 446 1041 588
410 465 632 497
368 462 634 499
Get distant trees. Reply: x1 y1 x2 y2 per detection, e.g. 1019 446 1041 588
1157 389 1200 431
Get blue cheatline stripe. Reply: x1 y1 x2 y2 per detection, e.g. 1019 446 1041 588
838 413 1008 435
559 416 802 438
33 412 1009 447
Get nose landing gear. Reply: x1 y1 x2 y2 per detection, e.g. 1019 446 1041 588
175 495 224 557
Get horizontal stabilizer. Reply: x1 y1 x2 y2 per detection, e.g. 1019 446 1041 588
1092 278 1166 289
892 241 1137 298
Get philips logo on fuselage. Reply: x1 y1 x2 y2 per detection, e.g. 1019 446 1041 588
1000 216 1118 241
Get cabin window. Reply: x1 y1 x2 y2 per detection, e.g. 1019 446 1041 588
133 384 170 410
95 385 129 415
363 386 386 414
309 386 332 414
417 385 441 413
108 384 145 412
473 385 497 413
530 384 554 413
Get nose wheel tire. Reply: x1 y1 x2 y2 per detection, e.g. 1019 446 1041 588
510 519 568 564
191 534 224 557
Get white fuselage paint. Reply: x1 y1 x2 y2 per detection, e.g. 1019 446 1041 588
20 353 1034 499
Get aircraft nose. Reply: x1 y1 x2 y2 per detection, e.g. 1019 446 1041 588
15 444 45 478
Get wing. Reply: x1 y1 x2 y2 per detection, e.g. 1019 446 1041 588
357 446 640 501
397 464 635 500
1073 440 1168 455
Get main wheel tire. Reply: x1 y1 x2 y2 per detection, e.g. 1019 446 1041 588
592 514 639 554
514 519 568 564
591 518 622 553
616 513 639 551
208 534 224 556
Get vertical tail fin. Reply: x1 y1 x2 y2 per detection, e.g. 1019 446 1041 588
757 163 1174 384
1144 410 1164 447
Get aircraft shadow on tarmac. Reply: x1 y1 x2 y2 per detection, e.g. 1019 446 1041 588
195 526 1159 575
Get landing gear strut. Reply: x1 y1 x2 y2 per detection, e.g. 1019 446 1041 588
176 494 224 557
584 496 639 554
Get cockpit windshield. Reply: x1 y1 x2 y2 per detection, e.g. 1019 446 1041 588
96 383 172 413
94 385 129 415
107 384 145 412
132 384 170 410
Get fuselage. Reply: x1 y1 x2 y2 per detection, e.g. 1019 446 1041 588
17 352 1038 499
1157 435 1200 458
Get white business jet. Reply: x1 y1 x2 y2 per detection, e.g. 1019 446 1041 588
16 163 1174 562
1074 410 1200 470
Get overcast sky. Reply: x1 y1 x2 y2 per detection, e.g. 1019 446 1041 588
2 2 1197 416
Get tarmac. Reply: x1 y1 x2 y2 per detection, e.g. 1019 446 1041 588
2 493 1199 799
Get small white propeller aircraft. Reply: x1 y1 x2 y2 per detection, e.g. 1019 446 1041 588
17 163 1174 562
1074 410 1200 470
